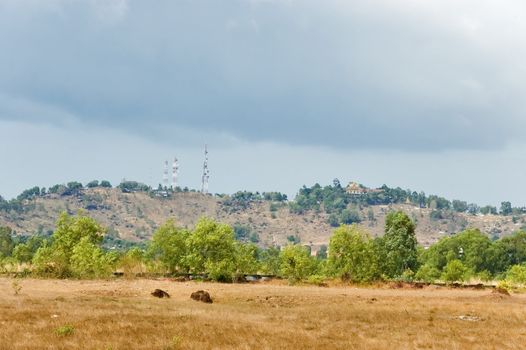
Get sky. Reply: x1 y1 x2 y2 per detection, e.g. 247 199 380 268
1 0 526 206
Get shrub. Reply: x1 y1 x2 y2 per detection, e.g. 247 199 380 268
441 259 469 283
55 325 74 337
506 264 526 285
415 264 441 283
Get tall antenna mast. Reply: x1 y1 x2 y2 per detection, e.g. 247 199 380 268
172 157 179 189
201 145 210 194
163 160 169 189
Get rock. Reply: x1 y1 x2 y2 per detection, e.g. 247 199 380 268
191 290 213 303
151 289 170 298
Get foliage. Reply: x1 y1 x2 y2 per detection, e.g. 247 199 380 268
259 247 281 275
147 220 189 274
55 325 75 337
441 259 469 282
328 225 379 282
420 228 493 275
0 226 14 258
32 212 111 278
279 245 315 283
415 263 441 283
185 218 237 282
382 211 418 278
506 264 526 285
70 236 117 278
118 247 145 277
118 181 150 193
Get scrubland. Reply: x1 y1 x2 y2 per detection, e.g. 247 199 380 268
1 278 525 350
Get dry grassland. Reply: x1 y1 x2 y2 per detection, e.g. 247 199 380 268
0 278 525 350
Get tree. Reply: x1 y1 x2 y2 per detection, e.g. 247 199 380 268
100 180 112 188
452 200 468 213
70 236 116 278
259 247 281 275
328 225 379 282
234 243 259 279
419 228 493 274
0 226 14 258
185 218 237 282
382 211 418 277
500 201 512 216
340 209 361 225
506 264 526 284
12 235 45 263
147 220 189 274
86 180 99 188
279 245 314 283
441 259 469 282
32 212 108 278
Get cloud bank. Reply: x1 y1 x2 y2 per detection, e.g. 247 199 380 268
1 0 525 152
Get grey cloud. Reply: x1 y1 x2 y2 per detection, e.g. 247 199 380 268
1 0 525 151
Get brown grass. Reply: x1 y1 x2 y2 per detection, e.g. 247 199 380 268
1 277 525 349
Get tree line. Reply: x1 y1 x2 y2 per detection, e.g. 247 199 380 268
1 211 525 285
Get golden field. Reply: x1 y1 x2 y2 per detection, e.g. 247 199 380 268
0 278 525 350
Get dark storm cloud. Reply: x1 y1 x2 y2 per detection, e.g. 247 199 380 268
1 0 525 151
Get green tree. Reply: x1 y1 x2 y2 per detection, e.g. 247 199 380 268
328 225 379 282
0 226 14 258
382 211 418 278
234 243 259 279
259 247 281 275
147 220 189 274
506 264 526 284
340 209 361 225
185 218 237 282
415 263 441 283
12 235 45 263
70 236 116 278
32 212 107 278
441 259 469 282
420 228 493 274
279 245 314 283
500 201 512 216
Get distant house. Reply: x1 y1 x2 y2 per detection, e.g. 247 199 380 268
346 182 368 195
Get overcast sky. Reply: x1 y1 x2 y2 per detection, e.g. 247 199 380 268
1 0 525 206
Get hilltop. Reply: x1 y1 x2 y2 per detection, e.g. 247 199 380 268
1 181 524 253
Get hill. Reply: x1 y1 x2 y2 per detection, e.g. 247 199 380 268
1 184 524 254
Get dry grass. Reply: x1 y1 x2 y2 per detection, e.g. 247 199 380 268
1 277 525 350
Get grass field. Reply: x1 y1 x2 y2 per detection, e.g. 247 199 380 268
0 278 525 349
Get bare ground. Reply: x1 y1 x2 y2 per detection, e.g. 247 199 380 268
1 278 525 350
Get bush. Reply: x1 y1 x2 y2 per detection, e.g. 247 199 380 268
415 264 441 283
506 264 526 285
441 259 469 283
55 325 74 337
280 245 315 283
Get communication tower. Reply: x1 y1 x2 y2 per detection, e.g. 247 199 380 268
162 160 169 189
201 145 210 194
172 157 179 189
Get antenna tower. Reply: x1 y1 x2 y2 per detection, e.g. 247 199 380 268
163 160 169 189
201 145 210 194
172 157 179 189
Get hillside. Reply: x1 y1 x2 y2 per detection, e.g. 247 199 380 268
1 186 524 253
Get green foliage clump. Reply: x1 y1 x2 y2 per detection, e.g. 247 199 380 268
328 225 379 282
441 259 470 282
279 245 315 283
382 211 418 278
32 212 114 278
55 325 74 337
147 220 189 274
506 264 526 285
